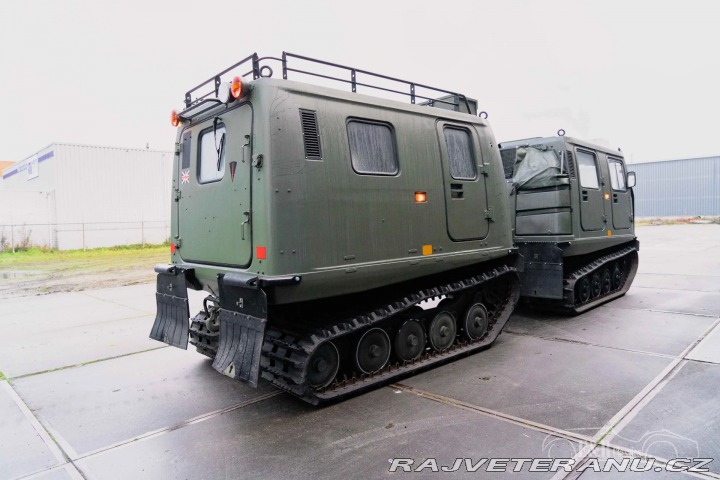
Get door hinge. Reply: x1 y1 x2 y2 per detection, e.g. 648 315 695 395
174 188 181 202
484 208 495 221
175 142 182 156
174 236 182 248
602 214 607 223
479 163 490 176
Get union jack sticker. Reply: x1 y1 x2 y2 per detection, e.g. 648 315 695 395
181 169 190 184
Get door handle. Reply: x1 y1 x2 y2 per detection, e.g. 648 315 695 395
241 212 250 240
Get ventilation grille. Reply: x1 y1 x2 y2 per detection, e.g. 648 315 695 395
500 148 516 179
565 150 576 178
300 109 322 160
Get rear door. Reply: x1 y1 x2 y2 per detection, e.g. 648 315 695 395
436 121 489 240
575 148 605 231
607 156 633 229
177 104 253 266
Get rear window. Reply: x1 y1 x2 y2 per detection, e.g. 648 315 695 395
347 120 398 175
198 125 226 184
444 127 477 180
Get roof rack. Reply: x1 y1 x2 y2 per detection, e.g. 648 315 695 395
181 52 477 117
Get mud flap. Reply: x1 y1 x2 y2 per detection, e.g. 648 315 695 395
211 274 267 387
150 266 190 349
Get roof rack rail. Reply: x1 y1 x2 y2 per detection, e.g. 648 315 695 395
182 52 476 116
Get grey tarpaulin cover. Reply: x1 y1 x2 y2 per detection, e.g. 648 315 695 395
511 147 569 190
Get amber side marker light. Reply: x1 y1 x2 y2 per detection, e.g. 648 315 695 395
231 76 243 99
604 192 611 200
415 192 427 203
170 110 180 127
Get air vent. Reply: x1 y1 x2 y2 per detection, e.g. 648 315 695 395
565 150 576 178
300 109 322 160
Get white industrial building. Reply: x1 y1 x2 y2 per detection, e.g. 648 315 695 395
0 144 173 250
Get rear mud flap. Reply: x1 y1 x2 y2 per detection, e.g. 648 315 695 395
211 274 267 387
150 268 190 349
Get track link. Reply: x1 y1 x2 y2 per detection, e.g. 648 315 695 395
189 311 220 359
260 265 520 405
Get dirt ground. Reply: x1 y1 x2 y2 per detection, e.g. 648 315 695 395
0 246 167 299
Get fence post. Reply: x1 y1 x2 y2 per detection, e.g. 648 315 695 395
82 222 86 251
141 220 145 246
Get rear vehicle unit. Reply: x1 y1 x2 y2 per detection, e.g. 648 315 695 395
499 134 639 314
151 52 520 404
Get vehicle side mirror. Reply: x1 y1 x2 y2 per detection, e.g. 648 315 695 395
627 171 636 188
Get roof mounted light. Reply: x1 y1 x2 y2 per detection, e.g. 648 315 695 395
170 110 180 127
231 76 243 99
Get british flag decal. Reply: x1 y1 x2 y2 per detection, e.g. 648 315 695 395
181 169 190 184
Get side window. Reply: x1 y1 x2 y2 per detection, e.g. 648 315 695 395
198 125 226 184
607 158 626 191
444 127 477 180
576 150 599 189
347 120 398 175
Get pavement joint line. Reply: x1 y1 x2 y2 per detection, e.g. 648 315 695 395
9 346 169 380
634 285 720 293
15 462 86 480
70 391 282 462
0 381 85 479
390 383 596 446
603 315 720 444
77 290 154 316
601 304 719 319
554 316 720 479
503 329 679 360
637 272 720 278
551 444 720 480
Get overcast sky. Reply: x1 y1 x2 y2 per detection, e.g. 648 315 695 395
1 0 718 164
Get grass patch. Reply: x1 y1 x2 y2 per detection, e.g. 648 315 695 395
0 243 168 266
0 371 5 380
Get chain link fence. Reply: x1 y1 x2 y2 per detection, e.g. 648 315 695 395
0 221 169 252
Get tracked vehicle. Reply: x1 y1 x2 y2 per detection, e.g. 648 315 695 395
499 134 639 314
151 53 520 404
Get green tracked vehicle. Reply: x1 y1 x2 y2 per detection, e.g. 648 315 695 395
499 133 639 314
150 53 521 404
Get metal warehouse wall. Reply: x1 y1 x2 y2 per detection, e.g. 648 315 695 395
1 144 173 250
631 156 720 217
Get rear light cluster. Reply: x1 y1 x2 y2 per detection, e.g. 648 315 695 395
170 76 244 126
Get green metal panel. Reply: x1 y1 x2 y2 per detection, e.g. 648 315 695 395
176 104 253 267
608 156 633 230
576 148 606 231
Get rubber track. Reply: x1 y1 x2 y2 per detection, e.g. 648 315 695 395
189 312 219 359
260 265 520 405
562 245 639 314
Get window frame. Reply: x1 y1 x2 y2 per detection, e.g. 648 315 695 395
607 157 627 192
196 123 227 185
575 148 600 190
346 118 400 176
443 125 478 181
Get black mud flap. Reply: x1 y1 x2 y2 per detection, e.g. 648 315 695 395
211 274 267 387
150 266 190 349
